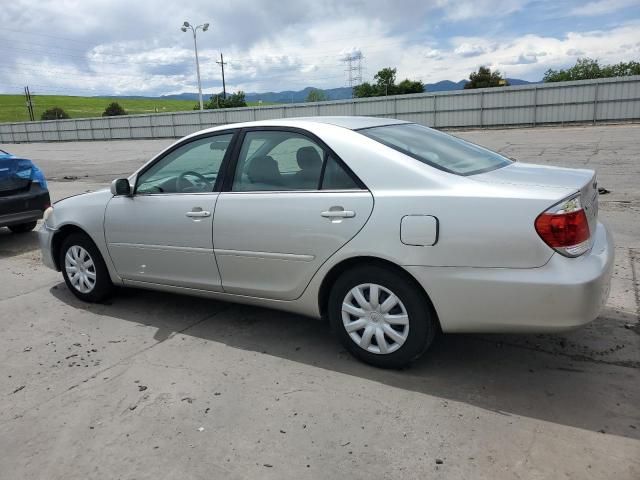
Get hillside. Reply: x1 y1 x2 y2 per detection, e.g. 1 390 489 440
165 78 534 103
1 77 534 123
0 95 268 123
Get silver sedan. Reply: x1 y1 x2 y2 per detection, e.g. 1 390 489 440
39 117 613 368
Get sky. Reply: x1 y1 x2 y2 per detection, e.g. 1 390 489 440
0 0 639 97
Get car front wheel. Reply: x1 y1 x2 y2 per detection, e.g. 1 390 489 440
328 265 437 368
59 232 113 302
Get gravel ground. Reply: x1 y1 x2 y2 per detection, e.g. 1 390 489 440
1 124 639 479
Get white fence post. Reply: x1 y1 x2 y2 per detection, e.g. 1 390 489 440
433 95 438 127
533 86 538 126
593 82 599 124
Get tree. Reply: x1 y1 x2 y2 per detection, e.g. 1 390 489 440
396 78 425 94
199 91 248 109
102 102 127 116
306 89 327 102
375 67 397 94
464 66 509 89
41 107 70 120
353 67 425 98
544 58 640 82
353 82 376 98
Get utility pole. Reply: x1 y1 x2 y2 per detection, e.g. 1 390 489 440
216 53 227 100
24 86 34 121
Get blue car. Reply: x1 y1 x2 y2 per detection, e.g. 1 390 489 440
0 149 50 233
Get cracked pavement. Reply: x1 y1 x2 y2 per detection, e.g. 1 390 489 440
1 124 639 479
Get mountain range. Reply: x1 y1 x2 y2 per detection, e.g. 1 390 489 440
158 78 535 104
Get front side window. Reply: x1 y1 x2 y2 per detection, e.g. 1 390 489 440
359 123 511 176
136 134 233 194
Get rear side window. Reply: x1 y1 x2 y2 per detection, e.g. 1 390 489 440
231 130 362 192
322 155 359 190
359 123 511 176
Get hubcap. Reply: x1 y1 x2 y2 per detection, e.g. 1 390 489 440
64 245 96 294
341 283 409 355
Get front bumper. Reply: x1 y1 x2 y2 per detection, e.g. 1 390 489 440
39 224 58 270
407 222 614 333
0 186 50 228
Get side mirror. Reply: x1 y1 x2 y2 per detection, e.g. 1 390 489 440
111 178 131 196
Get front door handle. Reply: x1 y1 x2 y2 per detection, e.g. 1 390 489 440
321 209 355 218
185 209 211 218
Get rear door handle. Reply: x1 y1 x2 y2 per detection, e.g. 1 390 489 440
185 210 211 218
321 209 355 218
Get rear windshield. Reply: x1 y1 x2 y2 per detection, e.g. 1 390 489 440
359 123 511 176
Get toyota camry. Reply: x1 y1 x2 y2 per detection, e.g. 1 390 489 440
39 117 613 368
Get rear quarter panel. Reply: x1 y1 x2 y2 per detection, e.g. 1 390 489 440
307 123 567 269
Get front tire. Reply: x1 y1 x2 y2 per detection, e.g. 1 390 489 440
8 221 37 233
328 265 437 368
59 232 113 302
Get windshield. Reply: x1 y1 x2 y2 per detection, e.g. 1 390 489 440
359 123 511 176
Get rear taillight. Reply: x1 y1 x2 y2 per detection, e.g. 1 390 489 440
535 193 591 257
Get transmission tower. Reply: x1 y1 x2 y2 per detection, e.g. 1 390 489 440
342 51 363 93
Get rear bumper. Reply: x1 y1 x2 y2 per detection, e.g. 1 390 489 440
0 186 50 227
406 222 614 333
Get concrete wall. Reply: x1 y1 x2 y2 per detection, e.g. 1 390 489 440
1 75 639 143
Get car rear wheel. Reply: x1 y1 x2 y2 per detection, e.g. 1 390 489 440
59 232 113 302
328 265 437 368
8 221 37 233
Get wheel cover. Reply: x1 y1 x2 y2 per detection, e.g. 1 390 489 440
64 245 96 294
341 283 410 355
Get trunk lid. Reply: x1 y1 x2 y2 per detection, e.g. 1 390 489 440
473 162 594 191
474 162 599 234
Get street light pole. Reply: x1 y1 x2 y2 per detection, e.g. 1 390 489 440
181 21 209 111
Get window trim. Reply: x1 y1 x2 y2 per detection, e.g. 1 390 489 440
220 126 367 193
133 129 241 195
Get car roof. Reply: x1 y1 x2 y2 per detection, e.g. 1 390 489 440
192 116 409 137
286 116 409 130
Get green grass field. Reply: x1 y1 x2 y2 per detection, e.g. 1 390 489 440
0 95 272 123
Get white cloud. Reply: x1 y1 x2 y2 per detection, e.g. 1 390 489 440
423 48 442 59
454 43 489 57
437 0 529 20
0 0 638 96
570 0 637 16
405 24 640 84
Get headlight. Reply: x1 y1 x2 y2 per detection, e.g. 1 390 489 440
43 206 54 224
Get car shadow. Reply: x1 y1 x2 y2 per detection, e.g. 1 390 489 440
0 227 40 258
49 284 639 440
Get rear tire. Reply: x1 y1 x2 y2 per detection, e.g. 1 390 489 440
59 232 113 302
328 265 437 369
8 221 37 233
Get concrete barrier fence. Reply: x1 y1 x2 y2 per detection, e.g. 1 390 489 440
1 75 639 143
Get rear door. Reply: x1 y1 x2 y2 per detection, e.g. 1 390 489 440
213 128 373 300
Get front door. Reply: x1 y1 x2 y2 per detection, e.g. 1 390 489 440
105 133 234 291
213 129 374 300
